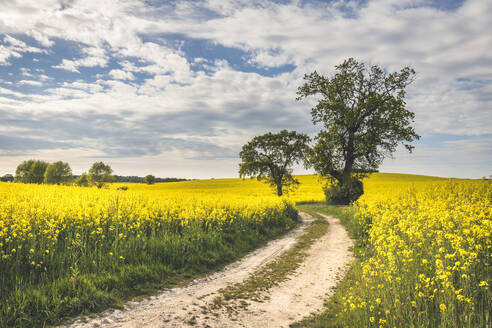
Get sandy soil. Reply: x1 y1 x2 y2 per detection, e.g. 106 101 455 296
66 212 353 328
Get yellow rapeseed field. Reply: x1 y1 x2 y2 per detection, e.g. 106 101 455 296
0 175 322 326
0 175 324 265
338 177 492 327
1 173 490 327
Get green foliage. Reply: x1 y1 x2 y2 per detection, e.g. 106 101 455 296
44 161 73 185
75 173 90 187
0 174 14 182
239 130 310 196
15 160 49 184
144 174 156 184
323 178 363 205
88 162 116 188
298 58 419 204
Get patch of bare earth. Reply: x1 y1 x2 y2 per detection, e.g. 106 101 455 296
66 212 353 328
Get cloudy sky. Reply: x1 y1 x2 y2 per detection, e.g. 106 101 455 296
0 0 490 179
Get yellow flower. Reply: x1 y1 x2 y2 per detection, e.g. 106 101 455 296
439 304 447 312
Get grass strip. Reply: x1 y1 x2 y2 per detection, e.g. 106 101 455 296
211 208 329 309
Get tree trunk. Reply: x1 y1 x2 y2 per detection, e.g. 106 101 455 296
276 184 283 196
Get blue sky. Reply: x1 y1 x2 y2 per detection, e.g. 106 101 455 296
0 0 490 179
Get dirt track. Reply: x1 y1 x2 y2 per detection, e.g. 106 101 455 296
67 212 353 328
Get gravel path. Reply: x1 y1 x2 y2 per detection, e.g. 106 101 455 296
66 212 353 328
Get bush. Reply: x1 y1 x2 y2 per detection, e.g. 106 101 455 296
324 178 363 205
75 173 90 187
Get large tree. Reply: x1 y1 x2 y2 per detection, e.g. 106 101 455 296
239 130 310 196
297 58 419 204
44 161 73 185
88 162 116 188
15 160 49 184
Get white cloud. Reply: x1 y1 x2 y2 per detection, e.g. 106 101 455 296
0 35 47 65
53 59 80 73
0 86 28 98
53 46 108 72
0 0 490 177
38 74 52 81
0 45 21 65
20 67 33 77
29 29 55 47
4 34 26 47
18 79 43 86
109 69 135 80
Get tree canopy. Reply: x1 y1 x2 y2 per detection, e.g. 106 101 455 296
297 58 419 204
44 161 73 185
0 174 14 182
75 173 90 187
144 174 156 184
15 160 49 184
88 162 116 188
239 130 310 196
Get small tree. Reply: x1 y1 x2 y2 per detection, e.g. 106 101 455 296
15 159 49 184
297 58 420 204
239 130 310 196
0 174 14 182
144 174 156 184
44 161 73 185
88 162 115 188
75 173 90 187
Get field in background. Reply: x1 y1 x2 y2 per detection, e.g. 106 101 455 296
110 172 451 202
110 174 327 203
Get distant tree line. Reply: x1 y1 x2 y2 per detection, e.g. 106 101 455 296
0 174 14 182
3 159 188 187
114 175 187 183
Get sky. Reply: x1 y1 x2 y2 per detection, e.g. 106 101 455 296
0 0 491 179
